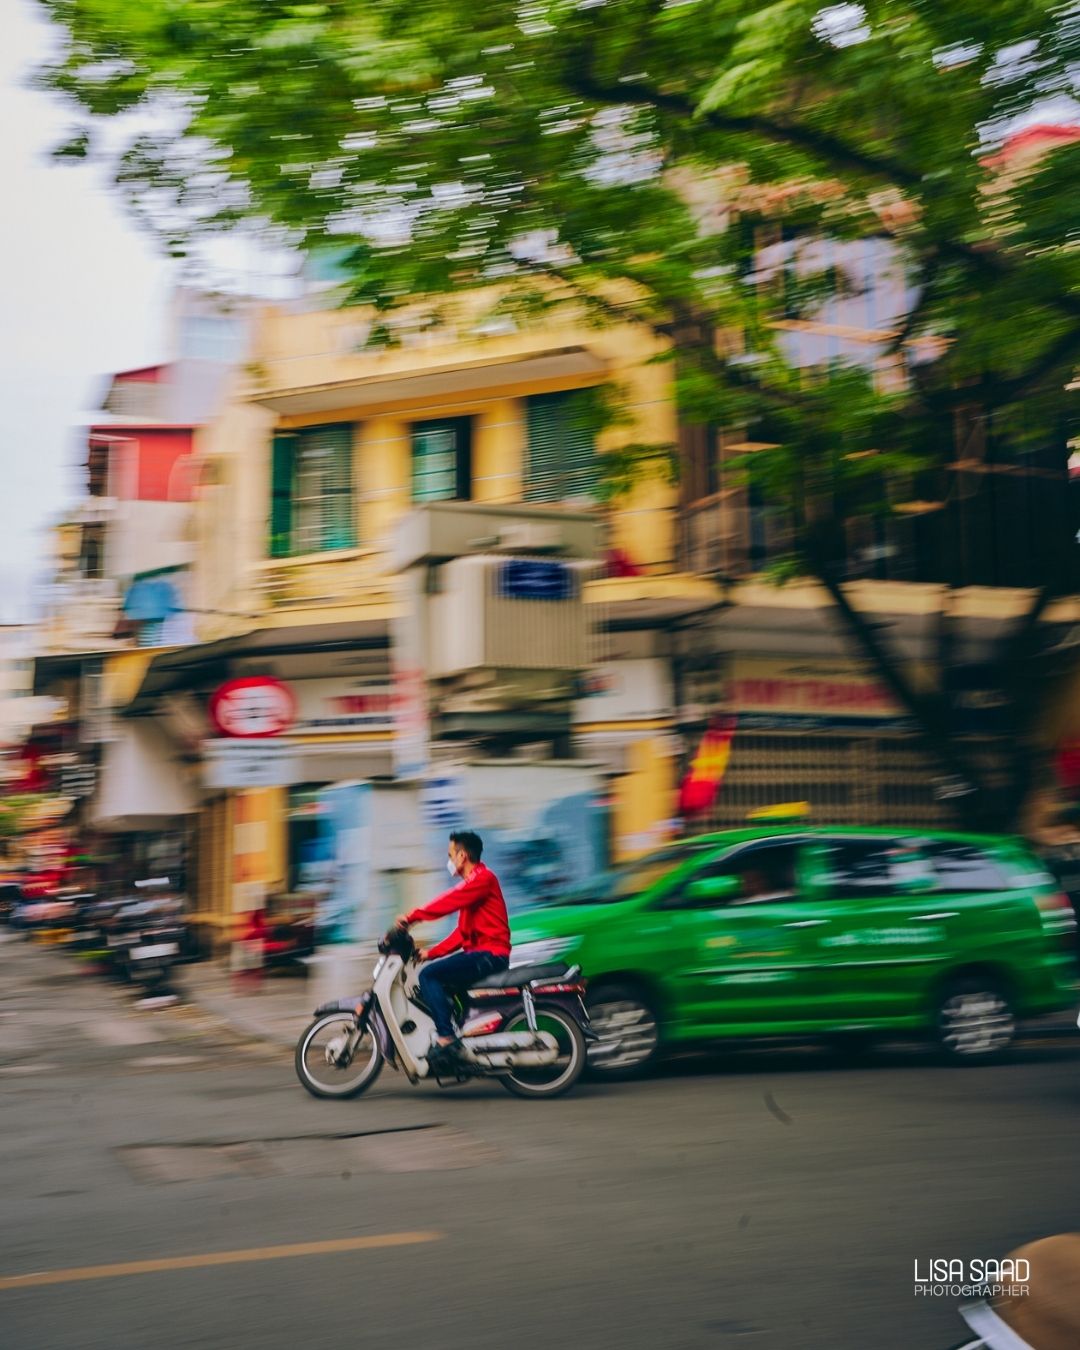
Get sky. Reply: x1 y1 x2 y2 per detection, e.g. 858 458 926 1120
0 0 175 623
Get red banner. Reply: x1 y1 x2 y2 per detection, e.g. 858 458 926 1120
678 717 737 817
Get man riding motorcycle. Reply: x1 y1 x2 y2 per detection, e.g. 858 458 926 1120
396 830 510 1062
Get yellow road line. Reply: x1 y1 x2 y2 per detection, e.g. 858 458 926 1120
0 1232 442 1292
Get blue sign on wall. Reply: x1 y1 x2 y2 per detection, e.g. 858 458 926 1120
421 775 465 830
498 559 575 601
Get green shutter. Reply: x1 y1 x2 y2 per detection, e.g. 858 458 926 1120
269 432 295 557
293 423 356 553
411 418 471 503
525 391 598 504
316 423 355 550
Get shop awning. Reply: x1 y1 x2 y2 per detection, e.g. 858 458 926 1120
88 721 198 831
123 619 391 714
584 574 727 627
32 650 115 696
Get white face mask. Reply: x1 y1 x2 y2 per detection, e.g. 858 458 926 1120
447 858 458 877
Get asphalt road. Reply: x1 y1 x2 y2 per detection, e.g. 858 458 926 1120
3 936 1080 1350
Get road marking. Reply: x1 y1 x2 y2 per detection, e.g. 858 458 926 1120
0 1232 442 1291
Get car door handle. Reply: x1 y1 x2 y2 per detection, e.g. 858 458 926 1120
911 912 958 921
783 920 828 928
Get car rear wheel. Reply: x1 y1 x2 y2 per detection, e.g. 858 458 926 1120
935 977 1016 1064
586 983 661 1079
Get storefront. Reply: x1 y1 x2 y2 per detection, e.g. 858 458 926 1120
681 654 949 828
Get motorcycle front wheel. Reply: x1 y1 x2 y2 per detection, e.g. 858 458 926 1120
295 1013 383 1099
500 1007 586 1099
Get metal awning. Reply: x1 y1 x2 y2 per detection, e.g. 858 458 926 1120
32 650 117 696
251 346 607 417
585 574 727 627
124 619 391 713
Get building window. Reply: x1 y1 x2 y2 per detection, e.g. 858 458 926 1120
179 314 247 362
270 424 356 558
411 418 472 503
524 390 599 505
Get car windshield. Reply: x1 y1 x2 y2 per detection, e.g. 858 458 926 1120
545 842 717 906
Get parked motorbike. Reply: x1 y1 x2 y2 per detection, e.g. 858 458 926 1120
11 889 78 938
107 878 186 993
295 927 592 1100
0 874 25 925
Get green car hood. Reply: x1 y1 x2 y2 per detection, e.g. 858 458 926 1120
511 902 629 945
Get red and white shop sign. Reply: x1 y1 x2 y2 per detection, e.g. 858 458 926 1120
209 677 296 739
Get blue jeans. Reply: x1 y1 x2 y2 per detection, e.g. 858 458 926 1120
418 951 509 1039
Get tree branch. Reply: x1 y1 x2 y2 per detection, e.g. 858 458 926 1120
567 71 923 187
567 68 1080 334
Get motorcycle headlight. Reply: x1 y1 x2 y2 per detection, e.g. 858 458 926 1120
509 937 581 968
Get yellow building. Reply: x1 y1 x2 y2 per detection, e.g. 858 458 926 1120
130 287 710 944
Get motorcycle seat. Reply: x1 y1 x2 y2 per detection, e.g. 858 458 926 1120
470 962 571 990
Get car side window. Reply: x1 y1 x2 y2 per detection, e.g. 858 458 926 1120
671 843 800 908
813 839 930 899
923 842 1011 894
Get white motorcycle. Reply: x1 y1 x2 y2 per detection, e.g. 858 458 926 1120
295 927 591 1100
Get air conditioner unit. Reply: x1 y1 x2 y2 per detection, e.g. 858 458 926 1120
392 502 602 570
491 521 563 553
430 555 598 679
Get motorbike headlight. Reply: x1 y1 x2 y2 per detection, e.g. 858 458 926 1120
509 937 580 968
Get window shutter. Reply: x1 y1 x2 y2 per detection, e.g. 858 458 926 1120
315 423 355 550
411 418 472 503
269 432 295 558
292 423 355 553
525 391 598 504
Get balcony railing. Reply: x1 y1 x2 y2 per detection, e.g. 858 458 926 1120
41 578 124 652
678 493 796 578
252 548 396 610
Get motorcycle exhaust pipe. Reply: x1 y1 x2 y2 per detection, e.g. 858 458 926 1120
467 1048 561 1069
461 1030 560 1070
463 1031 557 1054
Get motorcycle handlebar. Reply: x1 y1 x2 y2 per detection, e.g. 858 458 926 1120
377 926 417 959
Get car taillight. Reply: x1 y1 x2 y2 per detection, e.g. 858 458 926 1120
1035 892 1077 944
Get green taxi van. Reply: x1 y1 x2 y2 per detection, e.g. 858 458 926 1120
509 827 1079 1075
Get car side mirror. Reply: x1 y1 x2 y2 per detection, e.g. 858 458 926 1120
685 875 742 906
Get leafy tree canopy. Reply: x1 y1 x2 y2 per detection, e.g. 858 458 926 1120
35 0 1080 826
35 0 1080 500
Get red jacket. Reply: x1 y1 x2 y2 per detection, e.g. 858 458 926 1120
406 863 511 960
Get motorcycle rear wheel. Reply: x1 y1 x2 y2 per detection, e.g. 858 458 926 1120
500 1008 586 1099
295 1013 383 1099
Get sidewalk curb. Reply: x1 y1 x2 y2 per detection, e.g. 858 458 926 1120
178 979 304 1050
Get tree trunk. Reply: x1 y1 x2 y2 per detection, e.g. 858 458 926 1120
805 547 1003 831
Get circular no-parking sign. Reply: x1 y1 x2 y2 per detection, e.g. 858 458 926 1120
209 677 296 738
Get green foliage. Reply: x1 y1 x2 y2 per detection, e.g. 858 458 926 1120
34 0 1078 562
